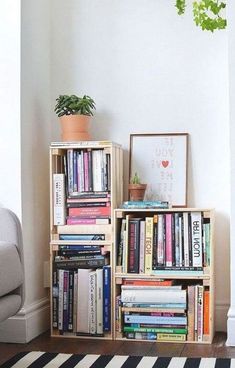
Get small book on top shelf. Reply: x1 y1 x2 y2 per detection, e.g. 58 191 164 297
121 201 169 209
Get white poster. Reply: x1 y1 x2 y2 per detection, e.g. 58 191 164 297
129 134 188 207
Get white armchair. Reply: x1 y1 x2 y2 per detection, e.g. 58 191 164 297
0 208 24 322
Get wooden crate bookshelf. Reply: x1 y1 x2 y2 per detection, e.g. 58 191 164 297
49 141 123 339
113 208 214 344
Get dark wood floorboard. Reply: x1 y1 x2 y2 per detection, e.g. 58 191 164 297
0 331 234 366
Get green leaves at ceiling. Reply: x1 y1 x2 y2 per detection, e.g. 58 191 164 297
175 0 227 32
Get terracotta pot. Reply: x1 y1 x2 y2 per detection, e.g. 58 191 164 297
59 114 91 141
128 183 147 201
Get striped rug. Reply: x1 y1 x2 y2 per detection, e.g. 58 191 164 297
1 352 234 368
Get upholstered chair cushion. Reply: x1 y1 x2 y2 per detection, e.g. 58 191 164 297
0 241 23 297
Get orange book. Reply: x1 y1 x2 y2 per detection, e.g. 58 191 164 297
123 279 174 286
203 290 210 335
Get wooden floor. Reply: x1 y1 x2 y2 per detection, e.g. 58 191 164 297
0 331 234 366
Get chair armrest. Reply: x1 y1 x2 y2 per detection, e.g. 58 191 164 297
0 241 23 297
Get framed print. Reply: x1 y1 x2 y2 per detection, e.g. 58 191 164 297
129 133 188 207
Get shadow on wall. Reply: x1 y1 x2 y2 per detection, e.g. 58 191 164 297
90 112 112 141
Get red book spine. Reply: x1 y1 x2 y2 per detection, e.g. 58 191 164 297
68 206 111 217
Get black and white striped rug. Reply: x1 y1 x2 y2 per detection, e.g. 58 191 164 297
1 352 234 368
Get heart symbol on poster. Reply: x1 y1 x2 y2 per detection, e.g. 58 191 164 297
162 160 169 168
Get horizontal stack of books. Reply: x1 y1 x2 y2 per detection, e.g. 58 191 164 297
116 211 210 275
116 279 187 341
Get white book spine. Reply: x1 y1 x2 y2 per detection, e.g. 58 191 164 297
121 289 186 304
76 269 91 333
96 269 103 334
197 285 204 342
53 174 66 225
67 149 74 195
183 212 189 267
194 285 198 336
89 271 97 334
191 212 203 267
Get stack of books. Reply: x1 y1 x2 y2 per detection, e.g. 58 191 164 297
117 279 187 341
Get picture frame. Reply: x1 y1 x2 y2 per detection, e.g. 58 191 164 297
129 133 189 207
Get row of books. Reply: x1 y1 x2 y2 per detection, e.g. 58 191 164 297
65 148 111 195
54 244 110 269
116 212 210 275
115 279 209 342
53 173 112 225
52 265 111 336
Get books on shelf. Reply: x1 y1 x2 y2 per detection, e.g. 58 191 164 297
53 264 111 336
116 211 210 275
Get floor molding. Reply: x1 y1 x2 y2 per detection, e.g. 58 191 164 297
0 297 50 343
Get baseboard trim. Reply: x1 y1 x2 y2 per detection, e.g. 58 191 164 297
0 298 230 343
216 301 230 332
227 307 235 346
0 297 50 343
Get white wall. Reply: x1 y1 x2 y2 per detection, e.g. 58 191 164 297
51 0 230 330
0 0 52 342
227 0 235 345
0 0 21 218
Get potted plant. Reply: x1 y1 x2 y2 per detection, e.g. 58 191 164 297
54 94 96 141
128 173 147 201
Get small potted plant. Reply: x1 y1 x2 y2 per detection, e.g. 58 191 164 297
128 173 147 201
54 94 96 141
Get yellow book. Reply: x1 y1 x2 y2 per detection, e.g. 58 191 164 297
157 333 186 341
144 217 154 274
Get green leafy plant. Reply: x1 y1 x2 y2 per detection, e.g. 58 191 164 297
193 0 226 32
55 94 96 117
176 0 186 15
175 0 227 32
130 172 141 185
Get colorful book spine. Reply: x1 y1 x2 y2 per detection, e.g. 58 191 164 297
103 266 111 331
165 214 173 267
139 220 145 274
66 217 109 225
123 326 187 334
128 219 140 273
157 214 164 266
124 314 187 325
203 289 210 335
68 206 111 217
187 285 195 341
68 271 74 331
157 333 186 341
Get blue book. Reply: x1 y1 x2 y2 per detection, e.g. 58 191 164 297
122 201 169 209
59 234 105 241
59 245 100 251
103 265 111 331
